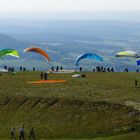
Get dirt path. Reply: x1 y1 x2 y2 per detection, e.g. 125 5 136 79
125 100 140 111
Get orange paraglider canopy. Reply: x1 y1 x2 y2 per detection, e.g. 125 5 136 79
28 80 66 84
24 47 51 61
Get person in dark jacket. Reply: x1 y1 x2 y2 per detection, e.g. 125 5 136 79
79 67 82 72
10 127 16 140
51 66 55 71
135 79 138 87
4 65 7 70
33 67 35 71
19 125 25 140
44 72 48 80
60 66 63 70
20 66 23 71
56 66 59 72
29 127 35 140
40 72 44 79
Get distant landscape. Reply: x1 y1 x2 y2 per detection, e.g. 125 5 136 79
1 0 140 140
0 20 140 71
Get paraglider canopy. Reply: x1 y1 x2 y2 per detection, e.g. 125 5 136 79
0 49 20 58
75 53 103 66
24 47 51 61
115 51 140 58
0 68 8 73
136 58 140 65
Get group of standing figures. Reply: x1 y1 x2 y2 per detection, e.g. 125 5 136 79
11 125 35 140
40 72 48 80
51 66 63 72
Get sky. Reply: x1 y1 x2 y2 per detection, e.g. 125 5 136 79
0 0 140 20
0 0 140 11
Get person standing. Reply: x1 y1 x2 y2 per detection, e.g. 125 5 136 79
135 79 138 87
20 66 23 71
10 127 16 140
29 127 35 140
60 66 63 70
79 67 82 72
40 72 44 80
56 66 59 72
19 125 25 140
23 68 26 71
44 72 48 80
111 67 114 72
51 66 55 71
4 65 7 70
33 67 35 71
124 68 128 72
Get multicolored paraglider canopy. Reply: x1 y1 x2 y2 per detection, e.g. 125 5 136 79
24 47 51 61
0 49 20 58
75 53 103 66
115 51 140 58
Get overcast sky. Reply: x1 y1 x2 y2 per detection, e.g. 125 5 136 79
0 0 140 20
0 0 140 11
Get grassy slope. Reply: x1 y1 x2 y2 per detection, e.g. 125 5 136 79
40 131 140 140
1 132 140 140
0 72 140 139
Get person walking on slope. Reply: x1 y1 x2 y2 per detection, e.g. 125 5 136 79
10 127 16 140
29 127 35 140
19 125 25 140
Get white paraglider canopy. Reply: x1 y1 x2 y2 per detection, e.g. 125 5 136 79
0 68 8 73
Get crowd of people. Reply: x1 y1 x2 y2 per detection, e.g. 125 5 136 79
79 66 115 72
10 125 35 140
1 65 140 73
79 66 140 73
51 66 63 72
3 66 36 72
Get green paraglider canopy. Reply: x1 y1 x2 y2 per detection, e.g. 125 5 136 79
0 49 20 58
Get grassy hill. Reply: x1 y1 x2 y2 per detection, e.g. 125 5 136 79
0 72 140 139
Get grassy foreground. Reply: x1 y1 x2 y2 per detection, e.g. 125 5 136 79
0 72 140 139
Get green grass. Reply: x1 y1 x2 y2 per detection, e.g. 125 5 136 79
41 131 140 140
1 72 140 101
0 72 140 139
1 131 139 140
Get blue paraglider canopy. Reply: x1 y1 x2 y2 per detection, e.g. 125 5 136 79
75 53 103 66
136 58 140 65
